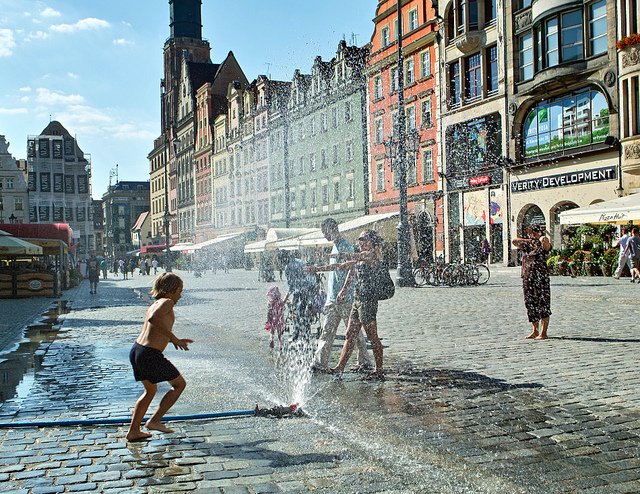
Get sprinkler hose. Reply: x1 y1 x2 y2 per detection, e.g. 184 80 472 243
0 409 256 429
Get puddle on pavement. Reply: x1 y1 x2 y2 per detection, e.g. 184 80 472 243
0 300 70 408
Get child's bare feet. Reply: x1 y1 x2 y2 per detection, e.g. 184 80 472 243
145 421 174 433
126 431 152 442
534 334 548 340
525 330 538 339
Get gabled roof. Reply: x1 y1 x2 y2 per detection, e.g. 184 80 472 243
131 211 150 232
187 61 221 96
38 121 86 160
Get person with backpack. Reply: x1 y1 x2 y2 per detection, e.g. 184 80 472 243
329 229 392 381
307 218 371 373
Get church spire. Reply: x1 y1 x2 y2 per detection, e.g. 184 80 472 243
169 0 202 39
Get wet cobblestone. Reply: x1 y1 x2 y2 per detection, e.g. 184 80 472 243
0 269 639 492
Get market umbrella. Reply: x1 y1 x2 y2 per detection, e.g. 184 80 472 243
0 230 43 255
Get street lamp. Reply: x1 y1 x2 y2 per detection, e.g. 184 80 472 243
382 0 418 287
164 129 179 272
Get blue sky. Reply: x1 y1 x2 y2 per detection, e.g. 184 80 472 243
0 0 374 198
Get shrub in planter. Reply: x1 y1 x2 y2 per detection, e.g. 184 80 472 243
547 255 560 275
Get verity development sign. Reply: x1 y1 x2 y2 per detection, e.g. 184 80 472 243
511 166 616 193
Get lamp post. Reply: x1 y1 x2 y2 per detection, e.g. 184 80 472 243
164 129 179 272
383 0 418 287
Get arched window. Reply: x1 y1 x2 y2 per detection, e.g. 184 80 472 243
522 205 545 228
523 88 609 158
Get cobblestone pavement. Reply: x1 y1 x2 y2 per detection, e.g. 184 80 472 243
1 268 640 493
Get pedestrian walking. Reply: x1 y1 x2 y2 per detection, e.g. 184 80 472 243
126 273 192 442
480 238 491 264
113 259 119 277
129 257 137 277
120 258 128 280
307 218 371 373
88 255 99 294
329 229 388 381
146 258 151 275
623 228 640 282
152 258 159 275
140 258 147 276
613 227 631 279
512 225 552 340
100 258 108 280
265 286 286 350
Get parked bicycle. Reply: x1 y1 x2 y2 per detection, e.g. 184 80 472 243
413 257 490 287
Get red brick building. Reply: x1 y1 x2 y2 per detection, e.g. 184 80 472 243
367 0 442 260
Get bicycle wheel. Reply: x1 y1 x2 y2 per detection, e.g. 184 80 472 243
476 264 490 285
443 265 458 286
413 267 428 287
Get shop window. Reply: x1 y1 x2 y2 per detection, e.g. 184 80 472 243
522 88 610 157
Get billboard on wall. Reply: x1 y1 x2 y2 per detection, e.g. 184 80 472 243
53 173 64 193
27 172 36 192
38 205 50 222
27 139 36 158
38 138 49 158
63 137 75 160
64 175 75 193
53 206 64 222
52 140 63 159
40 172 50 192
77 175 88 194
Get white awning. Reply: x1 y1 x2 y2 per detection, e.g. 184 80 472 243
191 233 244 251
276 212 400 250
559 194 640 225
244 239 268 254
169 242 195 252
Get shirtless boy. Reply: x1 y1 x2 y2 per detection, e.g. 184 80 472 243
126 273 193 442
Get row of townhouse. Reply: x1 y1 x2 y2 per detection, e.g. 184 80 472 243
149 0 639 264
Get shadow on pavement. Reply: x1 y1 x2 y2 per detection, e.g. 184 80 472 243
393 367 543 390
554 335 640 343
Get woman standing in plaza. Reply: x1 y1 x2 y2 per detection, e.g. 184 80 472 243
513 225 552 340
329 229 386 380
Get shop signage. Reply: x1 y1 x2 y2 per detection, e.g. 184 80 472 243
470 175 491 186
511 166 616 193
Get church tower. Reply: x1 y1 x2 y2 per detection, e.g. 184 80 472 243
161 0 211 133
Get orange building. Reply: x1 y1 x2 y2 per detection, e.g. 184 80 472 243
368 0 442 260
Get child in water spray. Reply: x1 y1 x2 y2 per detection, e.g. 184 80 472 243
265 286 286 349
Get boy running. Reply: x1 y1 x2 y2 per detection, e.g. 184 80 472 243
126 273 193 442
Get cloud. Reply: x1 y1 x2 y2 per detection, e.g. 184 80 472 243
19 87 32 93
0 29 16 57
28 30 49 40
112 38 132 46
20 96 30 103
67 72 79 80
36 88 85 105
57 104 112 127
107 123 155 141
50 17 110 33
0 108 28 115
41 7 61 18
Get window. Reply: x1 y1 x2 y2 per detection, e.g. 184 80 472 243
561 10 583 62
300 189 307 209
6 178 13 189
290 191 296 211
375 118 384 144
311 187 317 207
345 101 352 122
332 107 339 128
408 9 418 31
486 45 498 94
422 149 434 182
518 32 534 81
310 153 316 172
14 197 23 210
465 53 482 100
334 182 341 202
588 0 607 56
420 50 431 78
486 0 497 23
376 161 385 191
299 157 305 175
405 58 415 85
332 144 339 164
449 61 461 106
406 106 416 130
523 88 610 157
321 113 327 131
445 113 502 176
421 99 432 127
346 141 354 161
348 178 355 199
374 75 383 99
457 0 466 35
407 155 417 184
469 0 478 29
321 149 327 168
381 26 390 47
394 18 400 40
391 66 399 92
322 184 329 204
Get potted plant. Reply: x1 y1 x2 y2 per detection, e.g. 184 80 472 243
602 248 619 277
568 257 579 277
557 258 569 276
583 253 598 276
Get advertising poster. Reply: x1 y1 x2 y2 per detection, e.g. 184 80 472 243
29 205 37 222
27 139 36 158
27 172 36 192
38 138 50 158
53 206 64 222
489 188 504 224
40 172 51 192
39 205 50 222
64 137 75 159
77 175 88 194
65 205 73 222
53 173 64 193
76 206 86 221
463 189 487 226
65 175 75 193
52 140 63 159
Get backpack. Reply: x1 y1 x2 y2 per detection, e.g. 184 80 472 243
359 261 395 301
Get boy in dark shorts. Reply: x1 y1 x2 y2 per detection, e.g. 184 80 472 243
126 273 193 442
